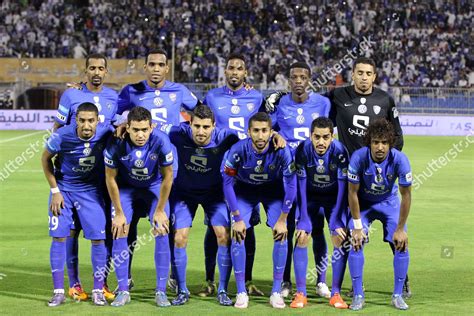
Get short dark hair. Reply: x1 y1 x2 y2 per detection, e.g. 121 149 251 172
353 57 376 72
85 53 107 68
191 104 215 123
226 52 246 68
363 118 395 147
145 48 168 64
289 62 311 76
127 106 152 125
76 102 99 116
311 117 334 134
248 112 272 129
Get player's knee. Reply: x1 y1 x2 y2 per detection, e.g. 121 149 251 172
174 232 188 248
296 236 309 247
53 237 66 242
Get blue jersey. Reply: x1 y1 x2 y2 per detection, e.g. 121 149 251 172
45 124 113 191
223 139 295 186
348 147 412 203
272 92 331 153
117 80 198 129
169 123 239 193
295 139 349 196
204 86 264 139
55 84 119 125
104 129 174 188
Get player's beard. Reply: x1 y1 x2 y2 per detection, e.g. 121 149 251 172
253 138 269 151
227 77 243 90
91 76 103 86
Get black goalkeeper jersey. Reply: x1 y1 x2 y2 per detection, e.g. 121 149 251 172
327 86 404 155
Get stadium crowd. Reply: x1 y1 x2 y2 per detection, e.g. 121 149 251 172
0 0 472 88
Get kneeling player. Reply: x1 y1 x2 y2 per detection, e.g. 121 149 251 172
347 119 412 311
223 112 296 309
42 102 112 306
167 105 240 306
291 117 350 308
104 107 174 307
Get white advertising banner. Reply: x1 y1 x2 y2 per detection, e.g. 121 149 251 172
0 110 56 130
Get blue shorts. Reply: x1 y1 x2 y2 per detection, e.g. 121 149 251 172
170 189 230 229
115 185 170 225
48 189 106 240
301 195 349 235
234 182 285 229
348 196 406 243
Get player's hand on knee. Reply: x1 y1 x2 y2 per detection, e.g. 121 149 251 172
351 228 366 251
273 220 288 242
50 192 65 216
332 228 347 247
112 213 127 239
295 229 310 246
232 221 246 243
113 123 127 139
153 211 169 236
393 229 408 252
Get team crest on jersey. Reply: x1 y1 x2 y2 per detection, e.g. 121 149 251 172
195 148 205 155
135 159 144 168
311 113 320 120
296 108 305 125
212 148 219 154
231 105 240 114
392 107 399 118
254 160 264 173
269 164 276 170
247 103 255 111
149 153 158 161
373 105 381 115
93 96 100 103
136 150 142 158
169 93 177 102
387 174 393 180
155 90 161 96
329 163 337 171
154 97 163 107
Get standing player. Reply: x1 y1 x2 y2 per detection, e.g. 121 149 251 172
42 103 113 307
327 57 409 297
53 53 118 301
200 53 266 297
291 117 350 309
104 107 174 307
167 105 240 306
222 112 297 309
270 62 332 298
347 119 412 311
115 48 199 291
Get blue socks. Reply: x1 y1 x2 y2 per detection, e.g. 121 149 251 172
272 240 288 293
173 246 188 293
50 240 66 290
112 238 129 291
66 235 79 287
217 245 231 293
155 235 170 292
91 243 107 290
348 248 365 297
312 231 328 284
331 246 349 296
293 245 307 295
231 240 246 294
393 250 409 295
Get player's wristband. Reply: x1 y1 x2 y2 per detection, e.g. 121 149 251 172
51 187 60 194
232 213 243 222
353 218 363 230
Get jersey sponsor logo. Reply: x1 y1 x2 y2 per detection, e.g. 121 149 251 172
104 156 114 166
186 156 211 173
165 152 173 163
405 172 412 182
249 173 269 182
73 156 96 172
130 167 152 181
56 112 66 121
348 172 359 181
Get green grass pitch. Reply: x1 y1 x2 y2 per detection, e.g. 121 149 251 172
0 130 473 315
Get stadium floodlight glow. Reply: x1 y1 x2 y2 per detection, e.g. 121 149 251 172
273 20 277 23
160 36 165 40
145 17 149 21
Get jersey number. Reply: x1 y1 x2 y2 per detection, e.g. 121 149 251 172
49 215 59 231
